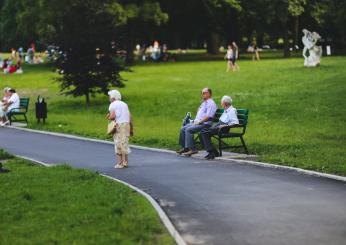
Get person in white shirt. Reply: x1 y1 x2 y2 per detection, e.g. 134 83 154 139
224 45 234 72
0 87 11 125
1 88 20 126
107 90 133 169
200 95 239 159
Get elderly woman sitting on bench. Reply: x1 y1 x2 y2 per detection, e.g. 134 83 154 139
200 95 239 159
0 88 20 126
0 87 11 126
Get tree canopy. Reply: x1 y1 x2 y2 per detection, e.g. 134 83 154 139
1 0 345 54
0 0 345 105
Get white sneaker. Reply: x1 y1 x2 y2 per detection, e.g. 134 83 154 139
0 122 4 127
114 164 124 169
3 121 9 126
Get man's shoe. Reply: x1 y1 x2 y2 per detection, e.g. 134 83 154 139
204 152 211 159
182 150 198 156
206 153 215 160
2 120 9 126
176 148 187 154
212 149 220 157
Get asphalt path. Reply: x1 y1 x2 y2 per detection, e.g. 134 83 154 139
1 127 346 245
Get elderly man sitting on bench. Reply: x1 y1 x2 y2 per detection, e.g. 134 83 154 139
200 95 239 159
177 87 217 156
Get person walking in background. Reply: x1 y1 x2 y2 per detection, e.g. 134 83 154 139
200 95 239 159
231 42 240 71
252 41 260 61
177 88 217 156
224 45 234 72
107 90 134 169
10 48 17 60
18 47 24 62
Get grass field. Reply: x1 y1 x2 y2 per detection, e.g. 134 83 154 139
0 53 345 176
0 150 173 245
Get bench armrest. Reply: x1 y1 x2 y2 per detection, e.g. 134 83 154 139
9 107 21 112
217 124 243 134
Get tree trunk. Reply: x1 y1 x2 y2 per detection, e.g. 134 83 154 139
125 26 135 65
206 32 220 54
283 29 290 58
85 92 90 107
294 16 299 48
125 38 135 65
257 33 264 48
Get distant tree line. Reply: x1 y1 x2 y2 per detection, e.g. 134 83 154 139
0 0 344 104
0 0 345 56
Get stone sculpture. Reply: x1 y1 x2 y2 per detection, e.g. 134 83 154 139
302 29 322 67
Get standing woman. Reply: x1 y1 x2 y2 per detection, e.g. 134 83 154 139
224 45 234 72
107 90 133 169
231 42 240 71
252 41 260 61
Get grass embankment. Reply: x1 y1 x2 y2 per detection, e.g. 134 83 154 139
0 150 174 245
0 53 345 176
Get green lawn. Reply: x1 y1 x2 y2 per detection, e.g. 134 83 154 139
0 151 174 245
0 54 345 176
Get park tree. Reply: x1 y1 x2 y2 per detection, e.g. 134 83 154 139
115 0 168 63
242 0 307 57
288 0 306 47
0 0 168 104
196 0 242 54
7 0 130 106
40 0 128 106
202 0 242 54
0 0 41 50
158 0 241 54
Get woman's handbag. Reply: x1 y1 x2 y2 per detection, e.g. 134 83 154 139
107 121 117 135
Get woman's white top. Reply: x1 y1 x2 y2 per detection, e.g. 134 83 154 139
219 106 239 125
227 49 233 59
109 100 130 124
7 93 20 112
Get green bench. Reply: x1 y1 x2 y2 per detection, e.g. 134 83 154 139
210 108 249 156
8 97 30 125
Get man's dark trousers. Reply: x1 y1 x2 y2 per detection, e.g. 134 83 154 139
200 122 227 152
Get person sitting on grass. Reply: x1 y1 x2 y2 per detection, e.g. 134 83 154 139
0 88 20 126
177 87 217 156
0 87 11 125
200 95 239 160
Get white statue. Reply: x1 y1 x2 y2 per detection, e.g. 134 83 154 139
302 29 322 67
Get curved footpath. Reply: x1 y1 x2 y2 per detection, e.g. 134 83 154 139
1 127 346 245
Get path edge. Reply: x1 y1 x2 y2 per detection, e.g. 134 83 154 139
14 154 187 245
7 126 346 183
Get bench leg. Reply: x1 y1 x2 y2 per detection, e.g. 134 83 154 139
240 136 249 154
24 114 28 124
218 138 222 156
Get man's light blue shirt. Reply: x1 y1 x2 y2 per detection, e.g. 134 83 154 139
195 98 217 125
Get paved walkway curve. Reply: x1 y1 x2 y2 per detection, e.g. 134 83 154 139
1 127 346 245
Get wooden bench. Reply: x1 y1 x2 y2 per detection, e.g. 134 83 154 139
8 98 30 125
211 108 249 156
